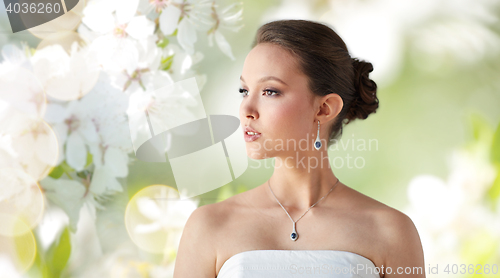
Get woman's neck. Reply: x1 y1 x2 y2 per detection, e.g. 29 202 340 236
268 152 340 211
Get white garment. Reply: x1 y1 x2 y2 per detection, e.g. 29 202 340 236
217 250 381 278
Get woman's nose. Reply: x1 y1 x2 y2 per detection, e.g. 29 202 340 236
240 94 259 120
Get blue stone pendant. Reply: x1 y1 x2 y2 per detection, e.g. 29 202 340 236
314 140 322 150
314 121 322 150
290 222 298 241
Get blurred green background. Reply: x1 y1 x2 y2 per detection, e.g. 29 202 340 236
2 0 500 277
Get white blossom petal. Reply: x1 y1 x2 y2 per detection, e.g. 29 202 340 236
125 15 155 40
137 35 161 69
82 9 116 34
88 142 103 168
159 4 181 36
0 65 45 118
44 103 69 124
69 44 101 99
177 19 197 55
51 123 68 166
66 132 87 171
221 7 243 24
32 43 99 101
180 54 192 74
214 30 235 60
77 121 99 143
116 0 140 24
89 35 139 74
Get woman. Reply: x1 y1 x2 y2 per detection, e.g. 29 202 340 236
174 19 425 278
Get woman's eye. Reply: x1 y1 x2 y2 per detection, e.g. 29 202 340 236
264 89 279 96
239 88 279 97
239 88 248 97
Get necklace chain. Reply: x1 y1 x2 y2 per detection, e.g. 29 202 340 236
268 178 340 224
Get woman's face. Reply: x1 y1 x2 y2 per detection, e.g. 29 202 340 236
239 43 318 159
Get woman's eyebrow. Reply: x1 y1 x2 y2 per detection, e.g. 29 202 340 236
240 75 288 86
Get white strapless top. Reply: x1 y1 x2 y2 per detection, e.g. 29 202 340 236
217 250 380 278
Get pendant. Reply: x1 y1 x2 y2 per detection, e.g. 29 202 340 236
314 124 322 150
290 222 298 241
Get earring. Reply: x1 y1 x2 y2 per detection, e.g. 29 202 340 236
314 120 322 150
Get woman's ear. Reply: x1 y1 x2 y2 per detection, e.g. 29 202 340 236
316 93 343 125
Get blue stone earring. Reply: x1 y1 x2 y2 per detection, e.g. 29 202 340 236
314 120 322 150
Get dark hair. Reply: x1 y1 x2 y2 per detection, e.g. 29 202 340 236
252 19 379 146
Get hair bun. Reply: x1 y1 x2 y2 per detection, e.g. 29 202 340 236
344 58 379 125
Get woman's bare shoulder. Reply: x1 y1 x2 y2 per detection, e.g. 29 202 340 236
173 202 220 277
174 188 256 278
373 204 425 274
340 184 424 270
336 184 418 241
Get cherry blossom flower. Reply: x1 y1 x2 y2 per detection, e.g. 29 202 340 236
31 42 100 101
207 1 243 60
0 45 46 118
82 0 155 74
157 0 243 59
0 0 243 274
109 35 163 93
0 107 58 180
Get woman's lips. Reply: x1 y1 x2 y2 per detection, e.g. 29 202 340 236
243 126 261 142
244 132 262 142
